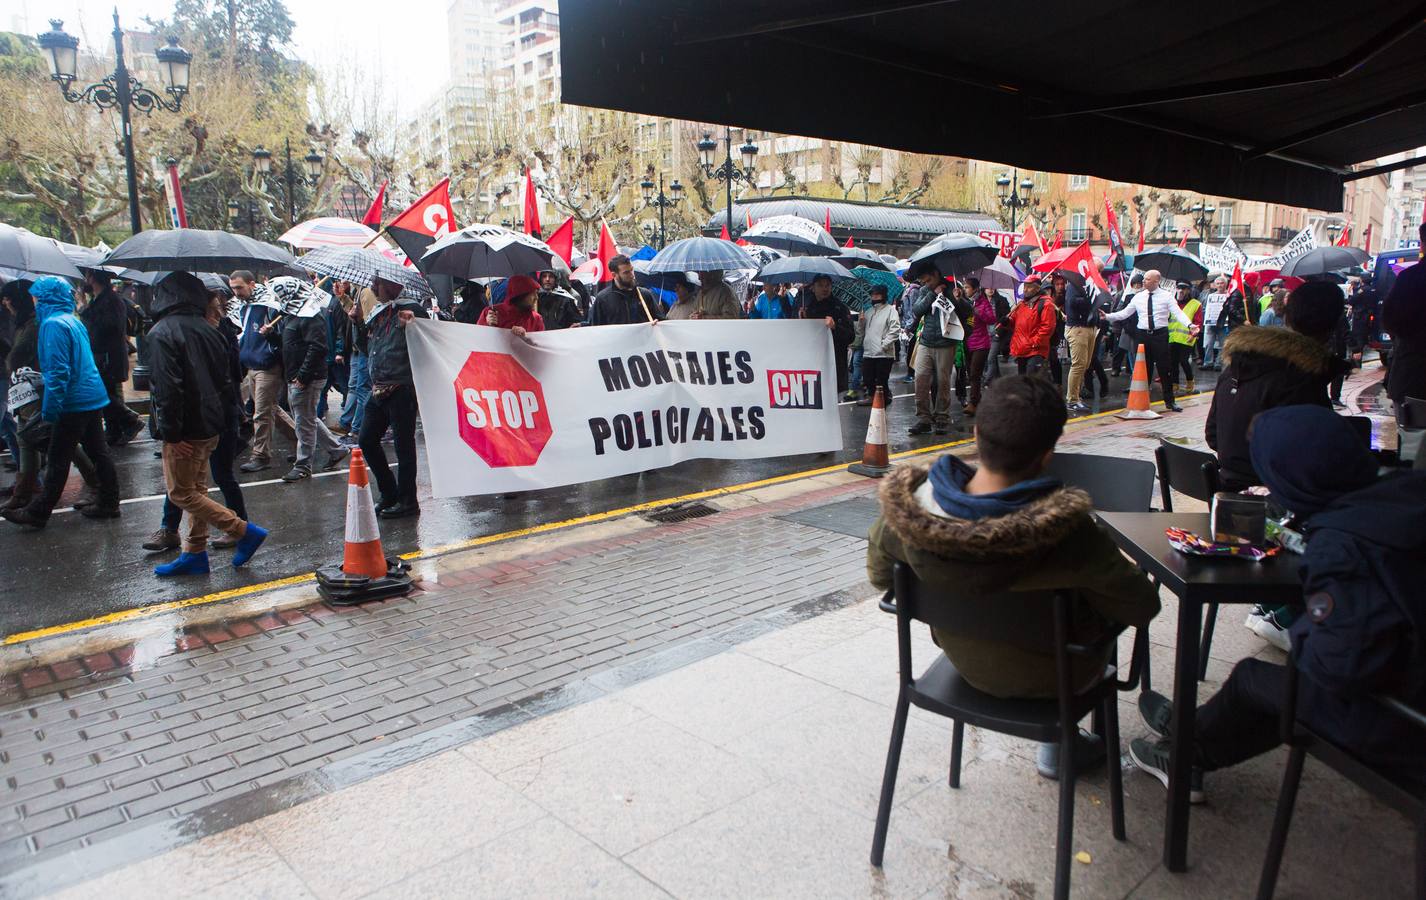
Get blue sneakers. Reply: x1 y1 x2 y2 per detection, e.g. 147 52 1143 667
231 523 269 567
154 551 210 578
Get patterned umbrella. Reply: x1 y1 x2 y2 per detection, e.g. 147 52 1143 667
419 224 557 279
851 265 905 301
740 215 840 256
279 217 392 250
251 276 332 317
294 245 433 300
833 277 874 310
648 236 758 273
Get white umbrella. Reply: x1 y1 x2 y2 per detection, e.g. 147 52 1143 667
279 217 394 250
740 215 840 256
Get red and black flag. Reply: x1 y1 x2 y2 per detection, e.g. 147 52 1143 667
1103 194 1126 269
387 178 457 305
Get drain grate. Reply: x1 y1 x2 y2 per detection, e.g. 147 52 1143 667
641 501 720 524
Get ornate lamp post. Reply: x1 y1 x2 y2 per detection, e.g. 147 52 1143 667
37 16 191 235
995 169 1037 231
697 128 757 239
1190 198 1218 243
251 139 323 228
640 173 684 248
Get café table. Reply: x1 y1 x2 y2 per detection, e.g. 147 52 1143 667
1095 511 1305 872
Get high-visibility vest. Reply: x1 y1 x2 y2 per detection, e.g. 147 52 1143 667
1169 298 1200 346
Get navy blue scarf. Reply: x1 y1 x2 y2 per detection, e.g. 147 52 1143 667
927 455 1061 520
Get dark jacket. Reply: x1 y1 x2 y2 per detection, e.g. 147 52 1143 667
1382 262 1426 404
146 304 236 443
588 284 662 325
324 299 352 367
1291 472 1426 788
801 294 856 348
1062 282 1094 327
238 303 281 371
79 287 131 384
1205 326 1344 487
265 313 328 386
911 288 971 348
866 460 1160 698
537 290 583 330
359 301 428 386
1215 289 1253 329
6 319 37 376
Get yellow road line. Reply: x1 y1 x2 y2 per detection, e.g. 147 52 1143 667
5 390 1205 647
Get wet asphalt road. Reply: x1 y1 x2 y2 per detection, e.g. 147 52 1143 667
0 360 1211 637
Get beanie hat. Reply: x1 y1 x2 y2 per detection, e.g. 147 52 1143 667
1250 405 1378 516
506 274 541 299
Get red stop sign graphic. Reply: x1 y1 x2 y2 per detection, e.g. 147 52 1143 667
453 351 553 467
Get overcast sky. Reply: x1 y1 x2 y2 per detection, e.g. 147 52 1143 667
11 0 450 109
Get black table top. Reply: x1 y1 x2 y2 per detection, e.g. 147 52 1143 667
1096 512 1305 606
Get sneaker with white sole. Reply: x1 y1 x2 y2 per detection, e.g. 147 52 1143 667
1250 610 1293 653
1128 737 1205 804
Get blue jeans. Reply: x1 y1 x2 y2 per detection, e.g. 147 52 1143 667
317 361 348 420
339 352 370 432
0 409 19 464
1203 325 1226 367
849 348 864 396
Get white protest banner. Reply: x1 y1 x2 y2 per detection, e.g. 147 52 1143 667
1200 239 1246 275
977 230 1020 258
1250 227 1317 271
407 319 844 497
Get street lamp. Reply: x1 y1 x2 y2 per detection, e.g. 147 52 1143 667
252 138 323 228
995 169 1037 231
37 16 191 235
1190 198 1218 242
640 173 684 248
1326 221 1344 245
697 128 758 240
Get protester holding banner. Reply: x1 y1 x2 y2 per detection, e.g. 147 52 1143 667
534 272 583 330
357 275 428 519
799 274 856 399
588 256 662 325
478 275 546 337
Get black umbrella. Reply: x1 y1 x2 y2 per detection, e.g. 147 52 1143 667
756 256 853 285
0 224 83 280
831 246 890 271
1132 246 1208 281
905 233 998 279
104 229 297 274
1280 246 1370 278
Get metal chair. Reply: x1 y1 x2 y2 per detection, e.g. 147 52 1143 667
1256 654 1426 899
870 562 1143 900
1155 439 1224 680
1044 451 1157 513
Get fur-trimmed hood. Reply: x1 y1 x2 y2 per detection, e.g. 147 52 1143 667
878 463 1093 562
1221 325 1331 376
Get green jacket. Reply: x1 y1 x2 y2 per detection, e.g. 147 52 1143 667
866 463 1160 698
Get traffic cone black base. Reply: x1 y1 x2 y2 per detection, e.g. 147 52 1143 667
316 557 413 606
849 386 892 478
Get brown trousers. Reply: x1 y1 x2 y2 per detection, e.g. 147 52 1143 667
163 437 246 553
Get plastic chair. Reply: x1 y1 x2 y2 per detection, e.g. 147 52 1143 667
1043 451 1157 513
1155 439 1224 681
1256 654 1426 899
870 562 1143 900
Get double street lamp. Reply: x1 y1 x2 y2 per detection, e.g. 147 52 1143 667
37 16 192 235
995 169 1037 231
640 173 684 248
697 128 758 239
251 138 324 228
1190 198 1218 242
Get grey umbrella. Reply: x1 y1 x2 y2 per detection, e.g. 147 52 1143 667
0 225 84 279
905 233 999 279
104 229 297 274
756 255 853 284
1280 245 1370 278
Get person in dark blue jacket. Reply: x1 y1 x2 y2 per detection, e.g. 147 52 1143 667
3 277 120 527
1129 405 1426 801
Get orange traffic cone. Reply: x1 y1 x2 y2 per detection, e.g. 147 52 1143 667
849 386 892 477
316 449 413 605
342 449 388 578
1116 344 1161 420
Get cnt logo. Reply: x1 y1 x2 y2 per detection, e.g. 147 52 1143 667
767 369 823 410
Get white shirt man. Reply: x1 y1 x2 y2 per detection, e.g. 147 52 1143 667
1106 271 1193 333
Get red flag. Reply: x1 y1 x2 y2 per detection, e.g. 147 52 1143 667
546 216 574 266
361 180 386 227
1230 259 1246 299
1134 208 1145 253
824 207 832 232
719 223 731 241
844 235 855 248
1335 219 1352 247
1033 241 1109 293
745 210 754 231
1015 221 1048 256
522 167 542 239
1050 230 1063 251
1178 227 1192 249
1363 224 1373 255
596 219 618 283
1103 194 1125 266
387 178 457 304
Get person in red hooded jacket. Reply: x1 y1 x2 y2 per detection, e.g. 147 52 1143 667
1008 275 1058 377
478 274 546 337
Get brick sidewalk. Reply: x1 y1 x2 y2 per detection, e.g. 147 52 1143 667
0 367 1388 890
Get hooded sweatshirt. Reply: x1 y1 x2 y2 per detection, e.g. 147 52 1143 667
1205 325 1348 487
30 277 108 422
867 456 1160 698
1248 405 1426 785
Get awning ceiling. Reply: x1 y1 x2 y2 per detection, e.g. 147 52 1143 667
558 0 1426 212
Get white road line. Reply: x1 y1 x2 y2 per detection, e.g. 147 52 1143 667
51 462 397 515
837 390 916 407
